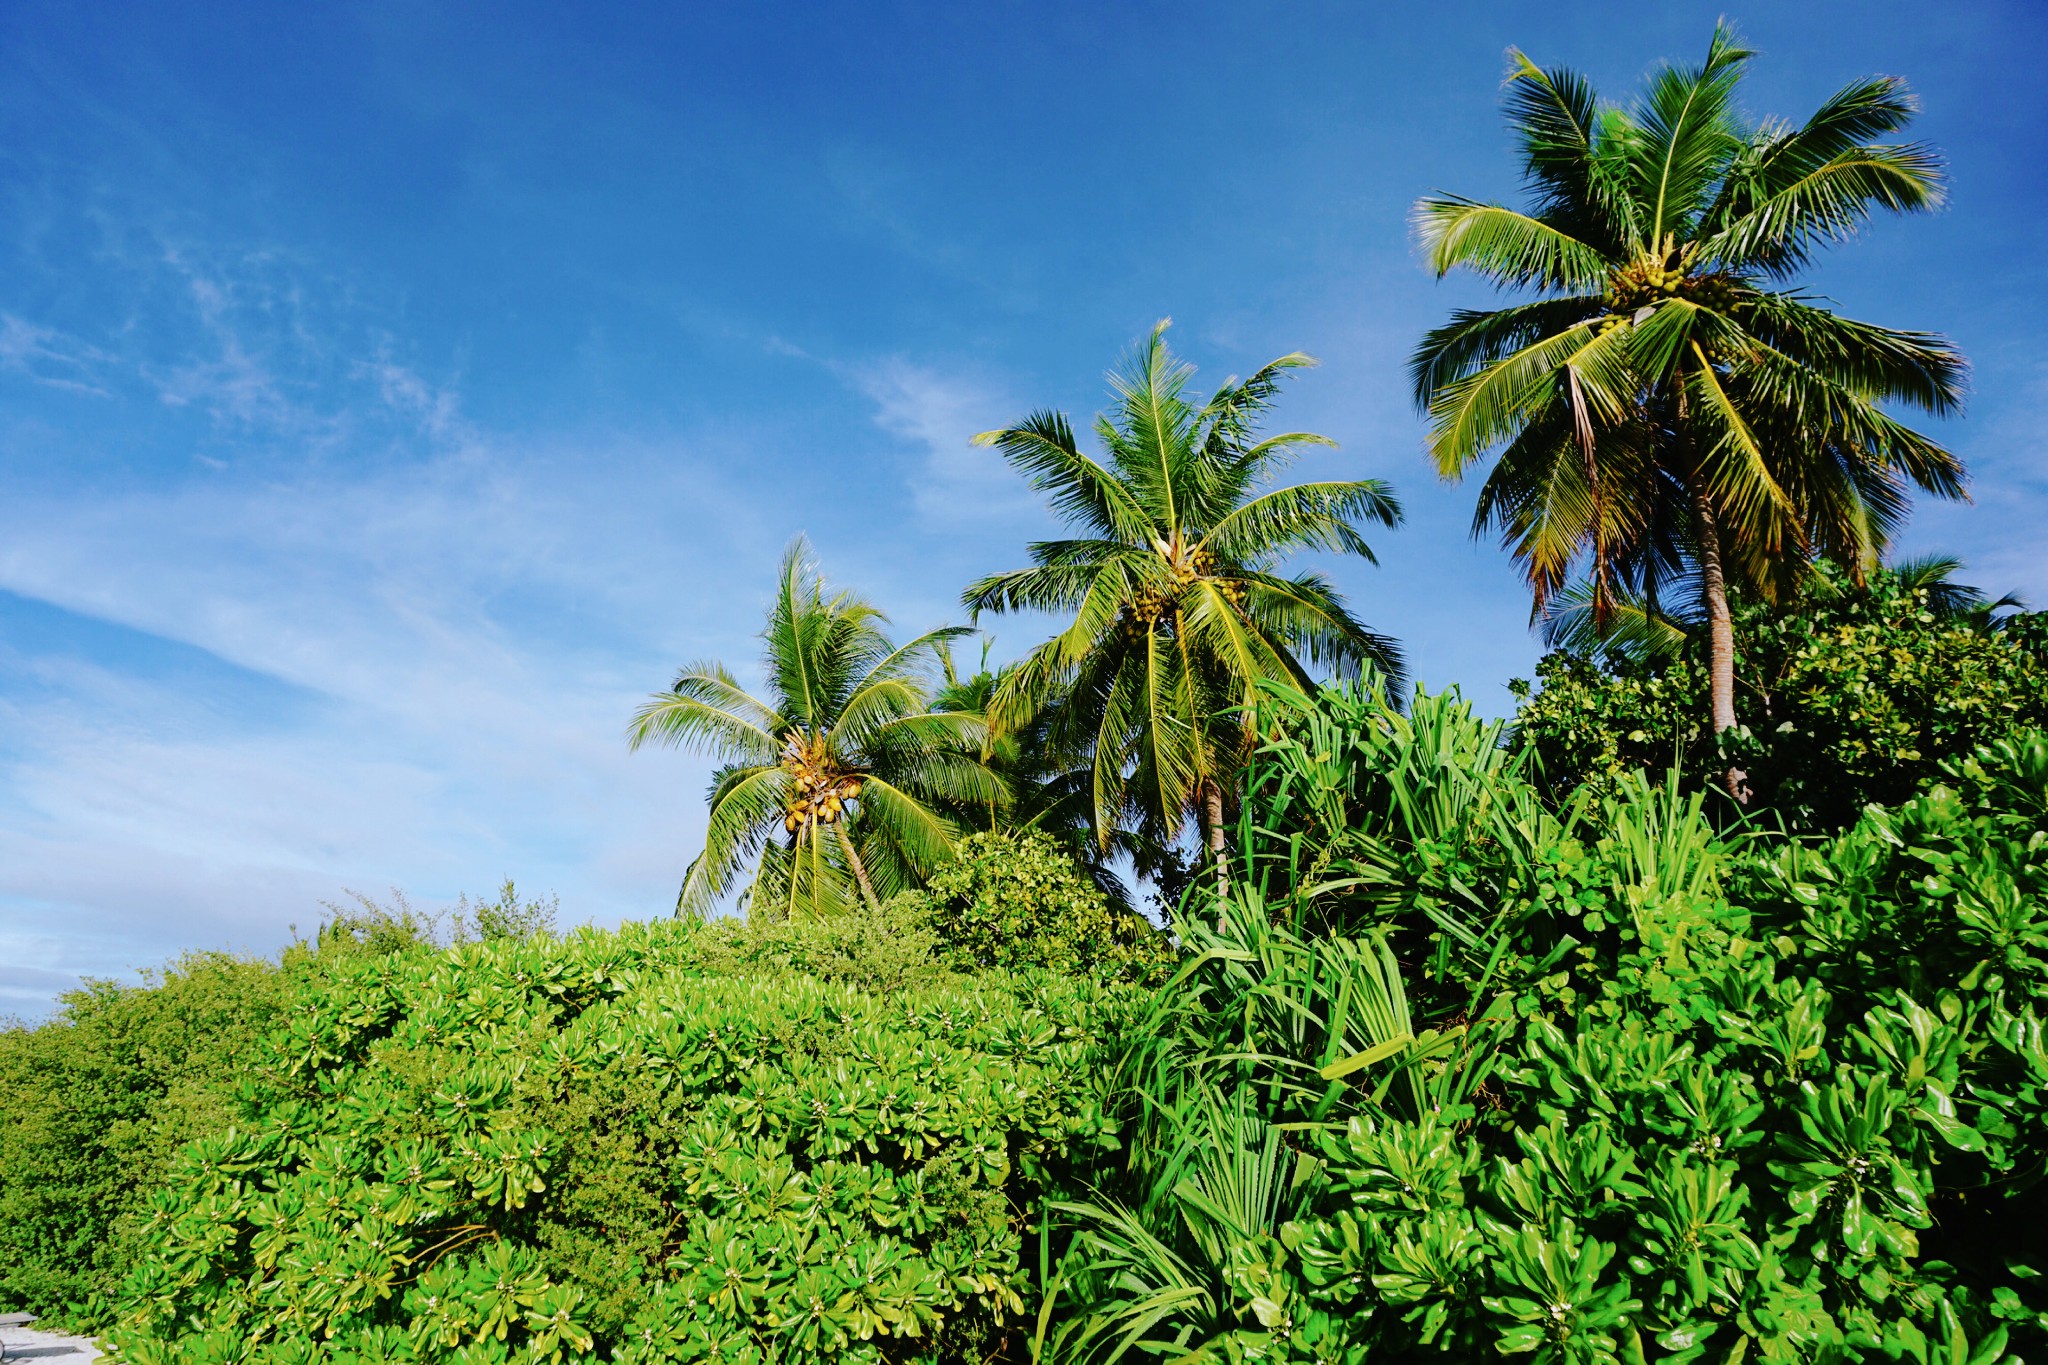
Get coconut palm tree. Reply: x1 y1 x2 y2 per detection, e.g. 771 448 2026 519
1410 24 1967 798
629 537 1001 918
965 321 1403 890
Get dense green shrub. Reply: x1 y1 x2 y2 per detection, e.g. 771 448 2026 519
902 831 1176 984
0 952 298 1327
1040 682 2048 1363
1509 563 2048 829
101 917 1141 1363
701 895 950 994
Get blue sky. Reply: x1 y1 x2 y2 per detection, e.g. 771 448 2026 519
2 1 2043 1015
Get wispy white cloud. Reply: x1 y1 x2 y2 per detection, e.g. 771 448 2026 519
0 239 791 1014
850 358 1038 525
0 313 112 396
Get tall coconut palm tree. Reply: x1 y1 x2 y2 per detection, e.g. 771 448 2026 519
629 537 1000 918
1410 24 1967 798
965 321 1403 890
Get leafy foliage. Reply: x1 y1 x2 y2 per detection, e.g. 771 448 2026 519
95 918 1142 1364
0 953 299 1330
1510 561 2048 827
900 830 1177 984
1037 681 2048 1363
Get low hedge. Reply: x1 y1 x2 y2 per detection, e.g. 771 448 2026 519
0 951 301 1327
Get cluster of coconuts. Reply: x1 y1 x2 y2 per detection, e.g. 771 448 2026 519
1118 586 1173 640
779 732 864 831
1602 255 1746 317
1113 546 1256 641
784 770 863 831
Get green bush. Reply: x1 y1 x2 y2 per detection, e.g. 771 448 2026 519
0 952 298 1328
699 894 950 995
903 830 1176 984
1509 563 2048 829
1039 682 2048 1363
100 917 1141 1363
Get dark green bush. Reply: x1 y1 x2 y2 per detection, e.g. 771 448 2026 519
0 952 298 1327
100 917 1142 1364
902 830 1176 984
1509 563 2048 830
1040 682 2048 1363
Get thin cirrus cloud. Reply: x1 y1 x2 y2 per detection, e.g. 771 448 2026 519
0 245 787 1014
0 212 1029 1015
851 358 1038 527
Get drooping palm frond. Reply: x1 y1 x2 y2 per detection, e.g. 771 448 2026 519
1540 579 1696 659
1414 196 1612 290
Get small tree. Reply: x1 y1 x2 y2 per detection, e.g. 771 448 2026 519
906 830 1175 983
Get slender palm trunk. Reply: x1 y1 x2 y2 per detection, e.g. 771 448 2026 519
839 828 883 911
1200 778 1230 896
1690 482 1751 804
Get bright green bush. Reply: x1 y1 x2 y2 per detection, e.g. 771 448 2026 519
700 895 950 995
101 917 1140 1364
904 830 1176 984
0 951 299 1328
1040 682 2048 1363
1509 563 2048 829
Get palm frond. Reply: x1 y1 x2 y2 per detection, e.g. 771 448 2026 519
1427 317 1635 477
1197 479 1401 566
1234 571 1408 688
1738 292 1965 414
676 765 788 916
1409 297 1606 409
626 667 782 762
847 776 962 886
1503 49 1637 252
971 410 1155 544
1539 578 1696 658
1412 197 1610 289
1629 22 1750 242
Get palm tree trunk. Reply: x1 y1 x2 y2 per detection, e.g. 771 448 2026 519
1690 483 1751 804
838 827 883 911
1201 778 1231 896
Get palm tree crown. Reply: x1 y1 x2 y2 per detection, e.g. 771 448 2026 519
1410 24 1967 772
965 321 1403 879
629 537 1000 918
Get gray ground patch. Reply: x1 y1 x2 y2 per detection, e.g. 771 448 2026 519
0 1325 100 1362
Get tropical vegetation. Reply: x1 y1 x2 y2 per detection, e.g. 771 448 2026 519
1512 558 2048 827
629 537 1001 918
7 22 2045 1365
1410 23 1967 798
